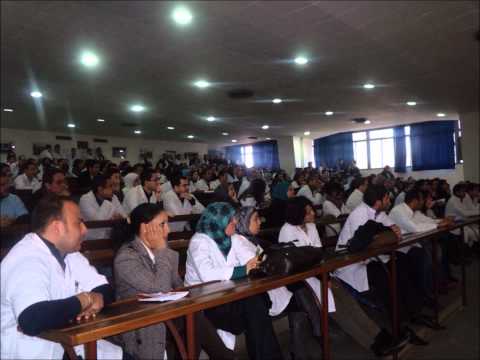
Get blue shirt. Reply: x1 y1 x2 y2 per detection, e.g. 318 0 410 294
0 193 28 219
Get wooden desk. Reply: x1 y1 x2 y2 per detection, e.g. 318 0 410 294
38 217 479 360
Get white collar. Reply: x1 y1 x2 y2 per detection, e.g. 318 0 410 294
138 237 155 263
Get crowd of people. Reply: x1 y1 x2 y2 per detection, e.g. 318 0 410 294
1 144 479 360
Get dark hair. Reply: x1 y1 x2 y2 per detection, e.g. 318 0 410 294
129 203 164 241
92 175 109 193
466 182 478 193
324 181 344 196
140 169 155 185
171 174 188 187
452 183 466 195
405 189 423 204
351 177 366 190
104 167 120 179
363 185 388 207
241 178 266 204
285 196 313 226
42 168 65 185
85 159 98 170
31 195 73 233
24 159 37 170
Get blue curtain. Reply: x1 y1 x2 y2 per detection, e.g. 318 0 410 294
252 140 280 169
411 121 455 171
393 126 406 173
314 132 353 169
225 145 242 165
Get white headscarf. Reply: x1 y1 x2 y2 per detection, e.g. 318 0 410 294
123 172 139 194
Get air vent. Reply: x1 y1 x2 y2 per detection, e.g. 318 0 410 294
248 136 258 140
56 135 72 140
352 117 367 124
121 122 137 128
93 138 108 143
228 88 254 99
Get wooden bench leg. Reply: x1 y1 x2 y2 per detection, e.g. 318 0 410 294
460 227 467 306
62 345 79 360
389 251 399 360
186 313 197 360
85 341 97 359
321 272 330 360
431 237 440 324
166 320 188 360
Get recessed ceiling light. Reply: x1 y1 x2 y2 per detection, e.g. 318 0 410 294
363 83 375 89
206 116 216 122
67 123 76 128
119 149 124 153
232 139 238 143
222 132 229 136
437 113 446 117
194 80 210 88
261 125 269 130
167 126 175 130
30 91 42 98
130 104 145 112
406 101 417 106
134 130 142 134
3 108 14 112
97 118 105 122
304 131 311 136
266 137 271 140
11 145 15 149
80 51 99 67
294 56 308 65
272 98 283 104
325 111 334 116
172 6 193 25
187 135 194 139
364 120 371 124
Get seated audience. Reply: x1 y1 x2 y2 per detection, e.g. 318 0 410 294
233 166 250 198
296 174 323 206
77 159 100 190
14 159 41 193
123 169 161 214
114 203 234 360
0 195 122 359
185 202 283 359
322 181 349 237
0 173 28 227
239 178 267 208
105 168 123 202
345 177 368 212
122 172 140 196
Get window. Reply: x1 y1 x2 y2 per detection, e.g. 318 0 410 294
352 131 368 169
241 145 254 168
405 126 412 167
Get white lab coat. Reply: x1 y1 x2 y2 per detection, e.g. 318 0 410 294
237 178 250 198
14 173 41 193
335 202 394 292
388 203 437 254
232 234 292 317
79 191 127 240
345 189 363 213
394 191 405 206
240 196 256 208
322 200 349 237
278 223 336 312
1 233 122 360
209 179 221 191
123 185 159 214
445 195 479 245
296 185 323 206
163 190 205 232
194 179 210 192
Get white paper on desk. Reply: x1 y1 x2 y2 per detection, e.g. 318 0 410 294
138 291 189 302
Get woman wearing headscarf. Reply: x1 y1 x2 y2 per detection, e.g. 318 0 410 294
122 172 140 196
114 203 233 360
185 202 283 360
263 180 296 228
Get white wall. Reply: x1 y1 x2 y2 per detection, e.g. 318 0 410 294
276 136 296 176
460 112 479 183
0 128 208 164
360 164 465 186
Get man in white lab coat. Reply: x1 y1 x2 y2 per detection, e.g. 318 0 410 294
163 175 205 232
1 195 122 360
232 166 250 198
123 169 161 214
14 160 42 193
79 175 127 240
296 174 324 206
345 177 368 213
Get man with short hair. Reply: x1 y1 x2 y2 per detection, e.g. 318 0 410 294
77 159 100 189
163 175 205 232
123 169 161 214
296 174 323 206
0 195 122 359
14 160 41 193
0 173 28 228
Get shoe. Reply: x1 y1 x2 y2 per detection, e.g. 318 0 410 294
404 327 429 346
370 329 409 357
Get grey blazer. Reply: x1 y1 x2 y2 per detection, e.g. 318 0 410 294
114 237 183 360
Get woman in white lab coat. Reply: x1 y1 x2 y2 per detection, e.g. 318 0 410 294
122 172 140 196
123 170 161 214
278 196 336 320
185 202 283 360
322 182 350 238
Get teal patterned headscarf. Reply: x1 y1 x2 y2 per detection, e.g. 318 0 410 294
196 202 236 257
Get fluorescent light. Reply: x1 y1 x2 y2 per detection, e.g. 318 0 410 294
232 139 238 143
172 6 193 25
363 83 375 89
406 101 417 106
97 118 105 122
266 137 271 140
437 113 446 117
134 130 142 134
261 125 269 130
206 116 216 122
294 56 308 65
67 123 76 128
194 80 210 88
130 104 145 112
11 145 15 149
80 51 99 67
30 91 42 98
167 126 175 130
272 98 282 104
304 131 311 136
364 120 371 124
187 135 194 139
3 108 13 112
119 149 124 153
222 132 229 136
325 111 334 116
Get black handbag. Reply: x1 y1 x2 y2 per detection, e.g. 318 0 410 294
345 220 397 252
249 242 324 277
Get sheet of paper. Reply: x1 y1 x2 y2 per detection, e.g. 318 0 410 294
138 291 189 302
